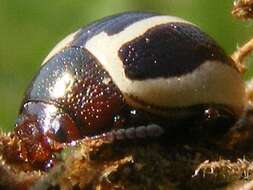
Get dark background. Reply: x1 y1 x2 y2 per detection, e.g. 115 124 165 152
0 0 252 131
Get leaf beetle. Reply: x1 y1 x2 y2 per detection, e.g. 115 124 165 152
7 12 246 170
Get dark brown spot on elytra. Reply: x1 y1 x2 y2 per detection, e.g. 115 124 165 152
119 22 234 79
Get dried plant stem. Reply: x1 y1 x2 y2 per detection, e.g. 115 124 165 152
231 38 253 73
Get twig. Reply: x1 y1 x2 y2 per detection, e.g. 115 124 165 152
231 38 253 73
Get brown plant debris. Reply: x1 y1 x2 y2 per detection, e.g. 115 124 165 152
29 139 253 190
2 128 253 190
0 154 44 190
193 159 253 181
232 0 253 19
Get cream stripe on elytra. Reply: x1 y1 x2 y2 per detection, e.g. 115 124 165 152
85 15 190 84
124 61 245 115
41 29 81 65
85 16 245 113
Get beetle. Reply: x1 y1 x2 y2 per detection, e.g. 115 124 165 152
10 12 246 170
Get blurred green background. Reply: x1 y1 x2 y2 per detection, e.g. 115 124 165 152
0 0 253 131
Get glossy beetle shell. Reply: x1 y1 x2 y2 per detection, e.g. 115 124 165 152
14 12 245 169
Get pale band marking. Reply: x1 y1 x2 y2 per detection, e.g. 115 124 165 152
41 30 80 65
85 16 246 112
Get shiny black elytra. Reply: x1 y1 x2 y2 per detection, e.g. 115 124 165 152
10 12 244 170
